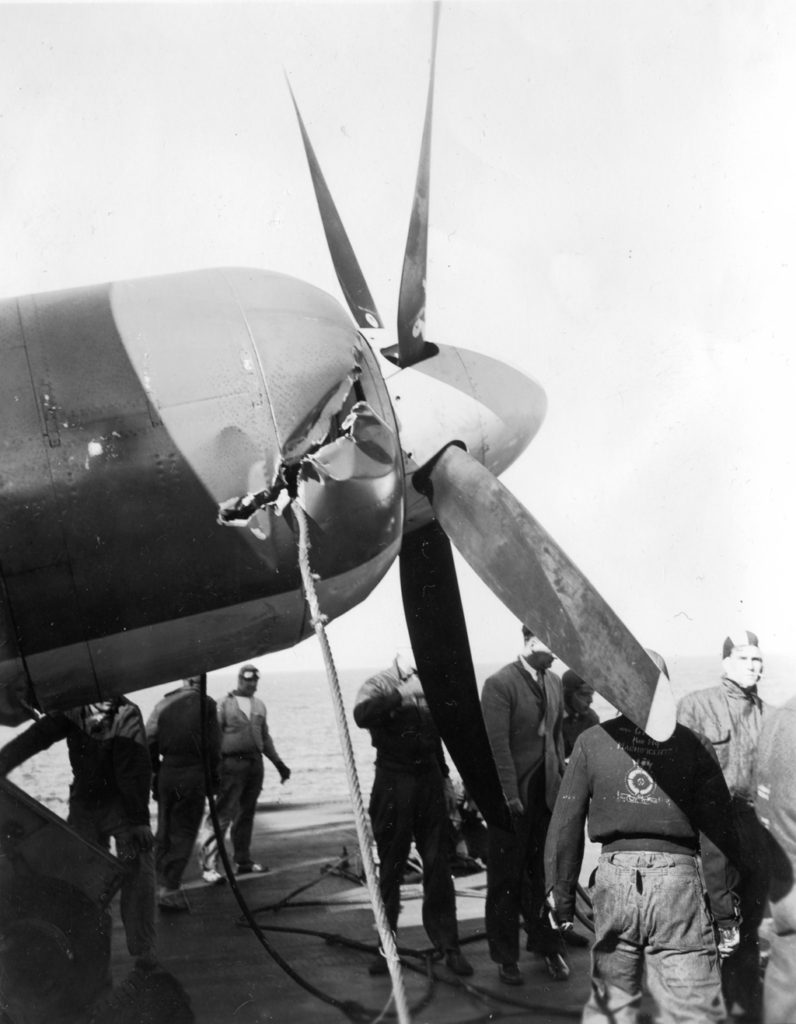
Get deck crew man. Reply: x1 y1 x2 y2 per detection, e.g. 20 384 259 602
353 651 473 978
677 630 768 1021
545 651 741 1024
198 663 290 882
480 626 569 985
561 669 599 760
0 697 157 973
756 694 796 1023
147 674 221 909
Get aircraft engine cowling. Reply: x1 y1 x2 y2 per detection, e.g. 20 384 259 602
0 268 404 722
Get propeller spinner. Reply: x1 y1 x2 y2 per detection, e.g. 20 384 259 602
288 3 675 826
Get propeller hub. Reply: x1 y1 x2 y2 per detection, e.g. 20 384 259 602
383 343 547 531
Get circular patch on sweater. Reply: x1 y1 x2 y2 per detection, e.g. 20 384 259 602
625 764 656 799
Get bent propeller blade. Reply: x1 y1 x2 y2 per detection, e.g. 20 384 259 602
285 74 383 330
400 520 512 830
387 2 441 368
414 445 677 741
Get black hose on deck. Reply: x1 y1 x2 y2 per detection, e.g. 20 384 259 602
198 676 373 1023
198 677 585 1021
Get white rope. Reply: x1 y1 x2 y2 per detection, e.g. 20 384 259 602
292 498 412 1024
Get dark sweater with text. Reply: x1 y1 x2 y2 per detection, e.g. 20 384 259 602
544 716 740 926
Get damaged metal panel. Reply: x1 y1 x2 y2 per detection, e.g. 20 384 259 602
222 268 366 464
219 399 403 584
296 401 403 576
301 402 398 482
109 267 364 499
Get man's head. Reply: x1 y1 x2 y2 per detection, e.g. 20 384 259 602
521 626 554 672
237 663 260 696
84 700 119 735
562 670 595 715
185 674 206 689
722 631 762 689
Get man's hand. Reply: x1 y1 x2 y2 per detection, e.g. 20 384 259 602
115 826 154 861
397 674 424 703
276 761 291 784
546 890 573 932
507 796 524 818
717 924 740 959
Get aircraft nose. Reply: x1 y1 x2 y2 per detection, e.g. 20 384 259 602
385 344 547 478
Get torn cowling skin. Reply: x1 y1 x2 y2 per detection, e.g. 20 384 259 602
216 352 366 529
218 400 404 581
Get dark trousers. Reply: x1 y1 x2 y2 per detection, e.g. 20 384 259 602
68 800 156 962
485 768 561 964
199 755 264 872
369 764 459 952
722 799 769 1019
155 762 206 889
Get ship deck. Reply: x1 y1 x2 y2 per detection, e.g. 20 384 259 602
112 799 600 1024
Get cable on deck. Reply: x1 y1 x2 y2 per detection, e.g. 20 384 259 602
198 678 375 1023
292 497 412 1024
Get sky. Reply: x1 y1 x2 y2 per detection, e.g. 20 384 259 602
1 0 794 683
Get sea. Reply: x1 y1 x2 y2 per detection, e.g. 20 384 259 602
2 653 794 820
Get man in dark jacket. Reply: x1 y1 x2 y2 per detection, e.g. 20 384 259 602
354 652 472 978
677 630 768 1020
0 698 157 971
481 626 568 985
562 669 600 760
756 695 796 1024
545 651 741 1024
146 674 221 909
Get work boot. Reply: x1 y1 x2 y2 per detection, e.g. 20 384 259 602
444 949 473 977
236 862 269 875
543 951 570 981
157 887 189 913
498 962 523 986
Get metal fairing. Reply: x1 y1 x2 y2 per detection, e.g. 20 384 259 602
0 268 403 721
386 344 547 534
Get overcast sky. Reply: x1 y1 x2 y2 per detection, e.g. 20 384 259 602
1 1 794 682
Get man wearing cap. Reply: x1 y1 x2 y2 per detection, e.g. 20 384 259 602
480 625 568 986
198 664 291 883
146 674 221 909
677 631 768 1021
353 652 473 978
561 670 600 761
545 650 741 1024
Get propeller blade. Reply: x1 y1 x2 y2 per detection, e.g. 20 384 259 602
400 520 512 830
285 75 383 330
386 2 441 368
414 445 677 741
